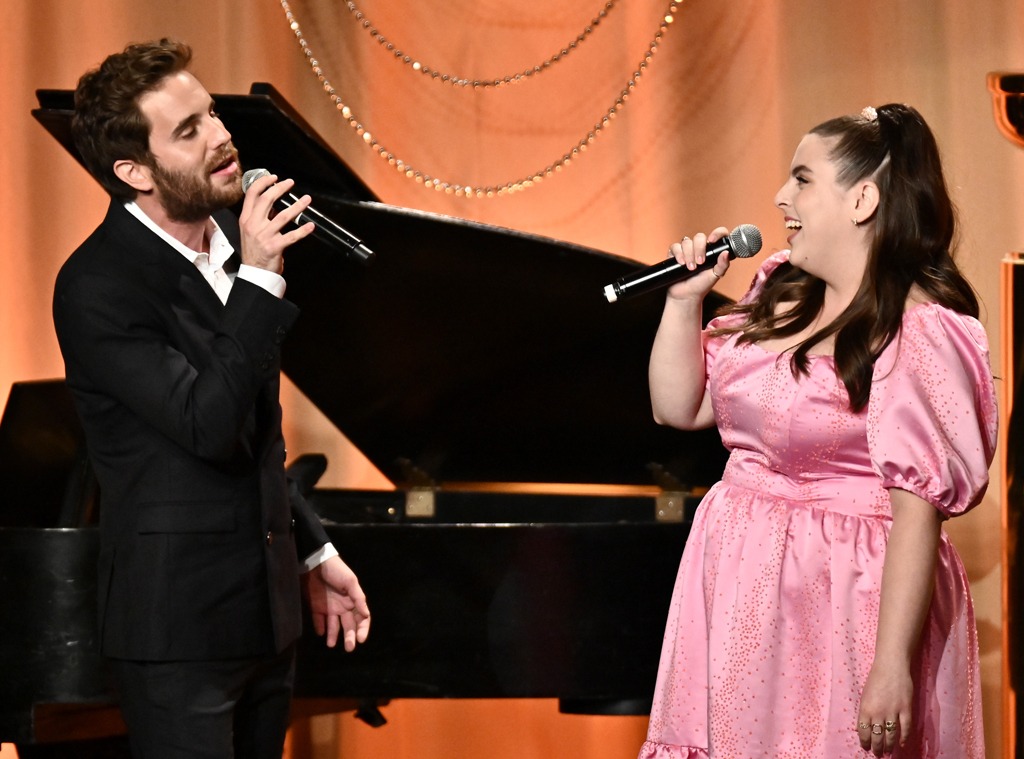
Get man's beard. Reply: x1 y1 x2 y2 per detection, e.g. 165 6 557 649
148 147 243 223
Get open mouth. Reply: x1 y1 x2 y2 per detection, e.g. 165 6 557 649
784 219 802 245
209 152 239 177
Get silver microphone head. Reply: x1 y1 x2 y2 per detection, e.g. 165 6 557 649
729 224 762 258
241 167 271 192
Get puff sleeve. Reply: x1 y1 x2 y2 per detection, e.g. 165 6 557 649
867 304 998 517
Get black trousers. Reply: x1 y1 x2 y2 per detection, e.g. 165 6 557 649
109 645 296 759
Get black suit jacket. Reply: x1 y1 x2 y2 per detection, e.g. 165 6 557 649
53 200 330 661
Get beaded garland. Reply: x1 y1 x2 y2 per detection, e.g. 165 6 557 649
278 0 682 198
344 0 620 89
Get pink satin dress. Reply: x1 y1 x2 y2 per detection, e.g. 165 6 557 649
639 253 997 759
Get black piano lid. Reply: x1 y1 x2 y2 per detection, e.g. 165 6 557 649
34 84 730 489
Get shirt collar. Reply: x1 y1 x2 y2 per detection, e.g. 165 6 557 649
124 201 234 269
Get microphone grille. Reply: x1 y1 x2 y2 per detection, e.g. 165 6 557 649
729 224 763 258
242 168 270 192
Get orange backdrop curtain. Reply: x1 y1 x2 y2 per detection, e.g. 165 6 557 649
3 1 1024 757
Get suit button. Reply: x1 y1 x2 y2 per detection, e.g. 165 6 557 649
266 531 274 546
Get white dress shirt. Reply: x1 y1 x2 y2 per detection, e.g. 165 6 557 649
124 201 286 300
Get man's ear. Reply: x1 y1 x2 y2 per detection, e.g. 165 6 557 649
852 180 880 224
112 159 154 193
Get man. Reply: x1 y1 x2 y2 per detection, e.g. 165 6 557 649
52 39 370 758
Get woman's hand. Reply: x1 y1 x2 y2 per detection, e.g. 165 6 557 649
855 489 941 755
664 226 731 301
857 662 913 755
647 225 729 431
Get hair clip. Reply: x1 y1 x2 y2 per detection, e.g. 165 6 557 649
860 106 878 122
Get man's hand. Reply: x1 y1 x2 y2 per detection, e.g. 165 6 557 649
302 554 370 652
237 172 315 274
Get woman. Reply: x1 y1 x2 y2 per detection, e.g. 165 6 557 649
639 104 996 758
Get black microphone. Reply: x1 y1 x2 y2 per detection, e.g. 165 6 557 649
603 224 762 303
241 168 375 266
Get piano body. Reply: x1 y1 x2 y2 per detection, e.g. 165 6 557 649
0 85 730 754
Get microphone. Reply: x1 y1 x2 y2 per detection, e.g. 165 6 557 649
603 224 762 303
241 168 375 265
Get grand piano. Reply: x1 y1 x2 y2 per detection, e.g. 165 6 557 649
0 84 731 755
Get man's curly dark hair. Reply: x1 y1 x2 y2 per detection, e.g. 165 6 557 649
71 39 192 200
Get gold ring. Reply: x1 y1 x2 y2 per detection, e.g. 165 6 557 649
871 724 883 736
711 270 721 279
884 720 897 733
858 722 869 730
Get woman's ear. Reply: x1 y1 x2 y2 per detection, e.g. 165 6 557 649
851 180 880 225
112 159 154 193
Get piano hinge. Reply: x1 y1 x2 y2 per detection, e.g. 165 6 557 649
655 491 686 523
396 458 438 519
405 488 436 519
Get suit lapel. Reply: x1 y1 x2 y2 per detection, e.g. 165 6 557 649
104 201 269 458
107 200 232 317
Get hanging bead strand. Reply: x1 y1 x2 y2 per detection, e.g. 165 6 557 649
279 0 682 198
345 0 618 89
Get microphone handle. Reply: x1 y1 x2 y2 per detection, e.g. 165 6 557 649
279 193 375 265
604 244 732 303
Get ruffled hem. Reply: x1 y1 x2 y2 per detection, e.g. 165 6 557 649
637 740 708 759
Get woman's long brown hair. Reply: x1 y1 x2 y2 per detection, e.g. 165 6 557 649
713 103 979 412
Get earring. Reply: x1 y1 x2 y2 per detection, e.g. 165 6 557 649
852 218 860 226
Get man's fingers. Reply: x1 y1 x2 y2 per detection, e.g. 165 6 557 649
325 612 340 649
